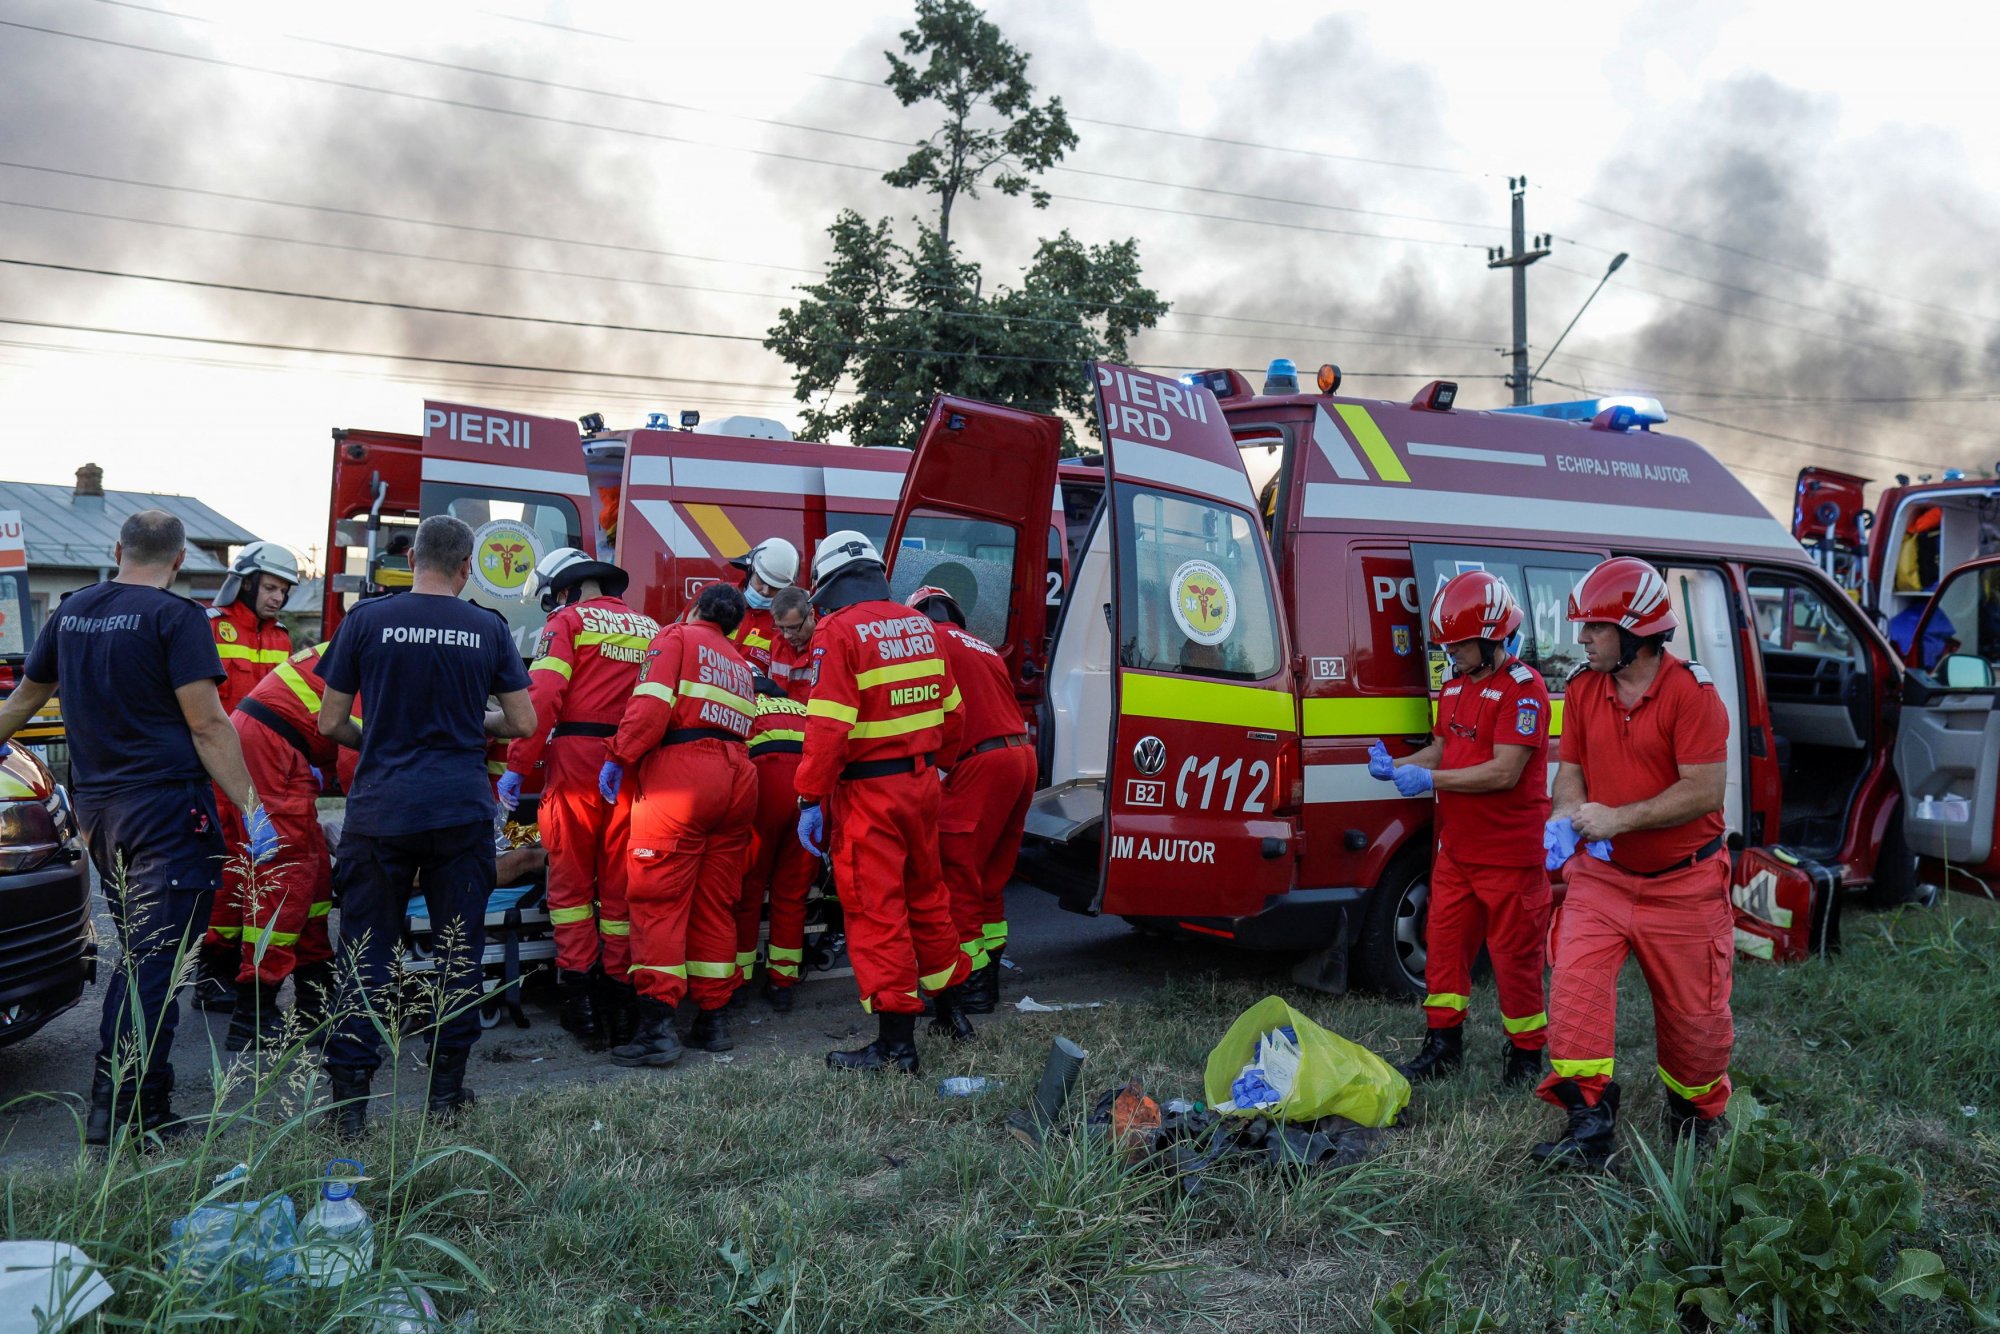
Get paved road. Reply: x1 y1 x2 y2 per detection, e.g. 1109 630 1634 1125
0 881 1292 1164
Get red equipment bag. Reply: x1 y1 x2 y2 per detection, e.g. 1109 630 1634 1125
1731 846 1840 963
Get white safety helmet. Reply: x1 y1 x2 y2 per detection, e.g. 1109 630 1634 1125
216 540 300 608
732 536 800 591
811 529 884 586
535 546 630 612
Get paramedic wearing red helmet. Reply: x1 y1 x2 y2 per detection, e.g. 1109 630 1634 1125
1370 570 1551 1088
1535 556 1732 1170
907 584 1036 1020
796 531 972 1073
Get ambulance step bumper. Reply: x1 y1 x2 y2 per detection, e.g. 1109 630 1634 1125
1151 887 1365 952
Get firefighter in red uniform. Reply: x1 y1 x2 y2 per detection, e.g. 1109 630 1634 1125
732 585 817 1012
907 585 1036 1016
216 643 359 1050
600 582 759 1067
1369 571 1552 1087
1536 556 1733 1169
196 539 300 1010
497 547 660 1048
796 532 972 1072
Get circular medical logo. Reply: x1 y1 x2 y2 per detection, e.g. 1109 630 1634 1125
216 619 238 643
470 519 543 600
1170 558 1236 647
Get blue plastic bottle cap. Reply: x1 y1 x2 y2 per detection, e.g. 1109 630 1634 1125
324 1157 363 1201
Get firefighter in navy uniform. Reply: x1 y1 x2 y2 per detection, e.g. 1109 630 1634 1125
496 548 660 1048
1370 570 1553 1087
796 532 973 1072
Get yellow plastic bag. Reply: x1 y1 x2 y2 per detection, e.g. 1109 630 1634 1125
1203 995 1410 1128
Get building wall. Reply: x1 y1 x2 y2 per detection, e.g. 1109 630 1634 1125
21 563 229 645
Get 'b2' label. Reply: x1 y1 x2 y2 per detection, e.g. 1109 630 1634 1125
1126 779 1165 808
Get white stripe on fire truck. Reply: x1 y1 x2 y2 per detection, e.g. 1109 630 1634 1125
1112 439 1257 510
630 498 703 557
824 467 903 501
624 454 904 504
1305 764 1424 804
1405 442 1547 468
420 457 588 497
1301 484 1799 550
1312 405 1370 482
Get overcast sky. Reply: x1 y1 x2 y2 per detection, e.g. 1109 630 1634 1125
3 0 1998 558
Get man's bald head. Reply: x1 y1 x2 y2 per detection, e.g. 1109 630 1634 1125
117 510 186 568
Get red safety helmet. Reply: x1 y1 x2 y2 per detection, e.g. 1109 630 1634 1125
1567 556 1679 635
1427 570 1524 645
905 584 966 628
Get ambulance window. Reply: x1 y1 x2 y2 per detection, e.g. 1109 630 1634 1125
888 510 1018 649
1409 543 1598 695
1746 578 1863 663
1115 484 1282 682
423 483 583 656
824 512 893 554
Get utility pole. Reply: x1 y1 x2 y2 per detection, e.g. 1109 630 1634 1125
1486 176 1550 405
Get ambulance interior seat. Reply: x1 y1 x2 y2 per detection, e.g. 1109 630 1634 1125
1749 573 1874 856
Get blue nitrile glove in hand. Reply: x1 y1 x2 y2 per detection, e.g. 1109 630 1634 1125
1544 817 1580 871
598 760 623 805
1367 741 1395 781
1585 838 1613 861
309 764 324 790
1391 764 1434 797
797 803 825 856
496 770 524 811
247 807 280 866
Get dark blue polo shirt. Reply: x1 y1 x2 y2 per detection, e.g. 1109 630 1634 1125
320 593 530 837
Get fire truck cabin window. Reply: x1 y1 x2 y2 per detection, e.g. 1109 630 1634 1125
889 510 1018 650
1117 485 1281 682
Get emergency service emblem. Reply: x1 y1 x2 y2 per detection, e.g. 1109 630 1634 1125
216 620 237 643
1132 735 1167 776
1516 698 1541 737
1392 625 1412 656
1170 558 1236 647
469 519 542 601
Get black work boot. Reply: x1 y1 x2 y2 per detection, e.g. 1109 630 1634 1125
957 962 998 1016
1502 1041 1545 1088
191 945 238 1012
600 978 641 1047
1532 1080 1621 1172
290 961 335 1038
427 1048 476 1122
1664 1090 1723 1153
224 978 286 1053
558 969 605 1050
927 985 977 1043
1397 1026 1465 1082
761 980 795 1014
685 1006 734 1053
827 1012 921 1074
138 1070 197 1143
83 1055 134 1148
324 1068 370 1141
610 998 685 1068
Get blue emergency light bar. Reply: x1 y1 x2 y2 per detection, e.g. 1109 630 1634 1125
1495 396 1668 429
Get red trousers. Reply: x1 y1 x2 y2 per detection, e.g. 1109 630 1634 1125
538 735 635 977
1538 852 1735 1118
827 766 968 1014
1423 848 1550 1049
207 724 332 986
626 739 756 1010
735 753 817 989
939 742 1036 970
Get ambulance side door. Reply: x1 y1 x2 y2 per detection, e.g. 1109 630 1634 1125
1091 363 1300 919
1892 557 2000 874
885 396 1065 705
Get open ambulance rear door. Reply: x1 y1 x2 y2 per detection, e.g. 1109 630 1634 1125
1791 467 1873 602
1089 363 1301 919
1892 555 2000 891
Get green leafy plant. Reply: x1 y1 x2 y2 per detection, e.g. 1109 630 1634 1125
1372 1251 1505 1333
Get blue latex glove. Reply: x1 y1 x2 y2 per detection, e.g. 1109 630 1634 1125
598 760 623 805
246 807 280 865
1544 817 1580 871
797 803 825 856
1367 741 1394 781
1585 838 1614 862
1391 764 1434 797
0 741 11 761
496 770 524 812
309 764 324 790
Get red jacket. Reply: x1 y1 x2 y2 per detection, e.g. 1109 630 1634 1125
208 600 291 713
506 595 660 776
609 620 757 764
935 624 1024 763
236 642 360 792
796 600 963 803
732 606 777 675
766 634 814 702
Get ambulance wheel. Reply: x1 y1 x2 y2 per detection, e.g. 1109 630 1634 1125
1352 856 1429 1000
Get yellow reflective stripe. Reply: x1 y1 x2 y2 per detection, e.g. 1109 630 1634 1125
767 962 799 979
217 644 291 663
742 632 771 651
855 659 944 690
487 760 506 776
574 631 653 652
1302 697 1430 738
960 939 991 969
807 698 859 724
918 962 961 993
734 951 757 968
1121 672 1297 733
273 661 322 713
861 989 920 1015
687 959 738 979
683 502 750 562
1657 1065 1723 1099
678 679 754 715
598 919 630 937
1423 993 1470 1011
242 925 301 947
1503 1010 1549 1035
851 709 944 739
1549 699 1565 739
767 946 803 963
1551 1058 1615 1080
631 962 687 979
980 921 1008 943
531 655 573 679
1333 403 1411 483
943 686 962 712
210 926 244 941
751 729 806 745
549 904 596 926
756 697 808 717
308 901 332 918
634 680 677 704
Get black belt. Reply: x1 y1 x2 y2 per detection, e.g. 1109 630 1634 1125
550 721 617 740
1619 836 1726 879
748 739 804 757
968 733 1029 757
236 697 317 771
842 752 936 781
660 726 746 748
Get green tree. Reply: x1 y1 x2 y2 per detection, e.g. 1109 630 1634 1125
766 0 1168 450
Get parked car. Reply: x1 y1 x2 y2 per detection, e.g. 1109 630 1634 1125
0 740 93 1048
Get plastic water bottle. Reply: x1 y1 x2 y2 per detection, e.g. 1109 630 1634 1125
299 1158 374 1288
1917 794 1939 821
938 1077 993 1098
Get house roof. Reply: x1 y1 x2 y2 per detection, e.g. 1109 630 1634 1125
0 481 261 573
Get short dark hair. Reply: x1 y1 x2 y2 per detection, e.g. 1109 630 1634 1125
413 514 475 574
696 581 747 635
118 509 185 565
771 586 812 621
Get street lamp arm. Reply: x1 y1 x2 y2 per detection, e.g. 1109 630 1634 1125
1531 252 1628 385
